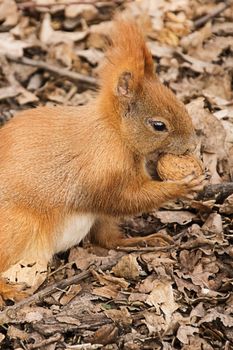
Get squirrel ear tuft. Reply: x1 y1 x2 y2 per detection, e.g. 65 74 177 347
116 71 134 99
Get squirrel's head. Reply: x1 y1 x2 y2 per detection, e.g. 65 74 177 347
116 73 196 156
98 20 196 157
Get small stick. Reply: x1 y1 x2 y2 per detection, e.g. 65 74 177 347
197 182 233 202
28 333 62 350
8 57 98 90
193 1 231 29
17 0 126 10
0 261 115 324
117 244 176 253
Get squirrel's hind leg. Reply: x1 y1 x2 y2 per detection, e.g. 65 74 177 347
90 217 173 249
0 205 54 305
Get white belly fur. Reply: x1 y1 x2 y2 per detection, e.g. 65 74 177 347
55 213 95 253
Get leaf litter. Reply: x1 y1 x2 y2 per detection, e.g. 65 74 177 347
0 0 233 349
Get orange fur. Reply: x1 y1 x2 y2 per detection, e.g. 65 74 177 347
100 20 155 92
0 20 203 302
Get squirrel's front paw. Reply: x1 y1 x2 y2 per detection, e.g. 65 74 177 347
170 173 207 200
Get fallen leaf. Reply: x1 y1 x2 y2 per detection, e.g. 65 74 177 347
202 213 223 235
7 326 29 341
146 279 179 326
112 255 141 280
220 194 233 214
143 311 167 334
0 334 5 343
155 210 196 225
198 310 233 327
0 33 29 58
2 260 47 292
92 286 119 299
40 13 88 45
65 4 98 21
176 325 197 344
88 324 118 346
0 0 19 26
105 307 132 326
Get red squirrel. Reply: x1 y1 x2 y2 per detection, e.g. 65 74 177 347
0 20 204 302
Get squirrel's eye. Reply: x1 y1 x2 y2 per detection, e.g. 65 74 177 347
151 121 167 132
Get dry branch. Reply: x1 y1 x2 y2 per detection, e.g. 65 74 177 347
17 0 124 10
197 182 233 202
0 260 116 325
193 1 232 29
8 57 98 90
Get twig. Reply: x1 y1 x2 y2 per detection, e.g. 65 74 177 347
17 0 126 10
193 1 231 29
117 244 176 253
8 56 98 90
0 260 115 324
197 182 233 202
29 333 62 350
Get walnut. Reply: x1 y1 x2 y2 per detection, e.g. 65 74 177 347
157 154 204 181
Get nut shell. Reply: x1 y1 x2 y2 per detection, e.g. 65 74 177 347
157 154 203 181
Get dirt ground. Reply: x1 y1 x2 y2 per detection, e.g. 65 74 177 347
0 0 232 349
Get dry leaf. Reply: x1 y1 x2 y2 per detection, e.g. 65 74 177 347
89 324 118 346
7 326 28 341
220 194 233 214
143 311 167 334
0 33 29 58
92 286 119 299
199 310 233 327
155 211 196 225
105 307 132 326
202 213 223 235
0 0 19 26
146 280 179 326
2 260 47 291
40 13 88 45
0 334 5 343
112 255 141 280
177 325 197 344
65 4 98 21
92 270 129 289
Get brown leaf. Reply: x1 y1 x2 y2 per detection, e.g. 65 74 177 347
55 315 81 326
59 284 82 306
92 286 119 299
177 325 197 344
182 336 214 350
112 255 141 280
40 13 88 45
89 324 118 346
220 194 233 214
92 270 129 289
0 33 29 58
202 213 223 235
143 311 167 334
7 326 28 341
105 307 132 326
146 280 179 323
198 310 233 327
155 210 196 225
0 0 19 26
0 334 5 344
2 260 47 292
65 4 98 21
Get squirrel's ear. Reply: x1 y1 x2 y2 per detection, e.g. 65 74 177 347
116 71 134 99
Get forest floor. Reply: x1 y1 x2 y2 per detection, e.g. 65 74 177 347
0 0 233 349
